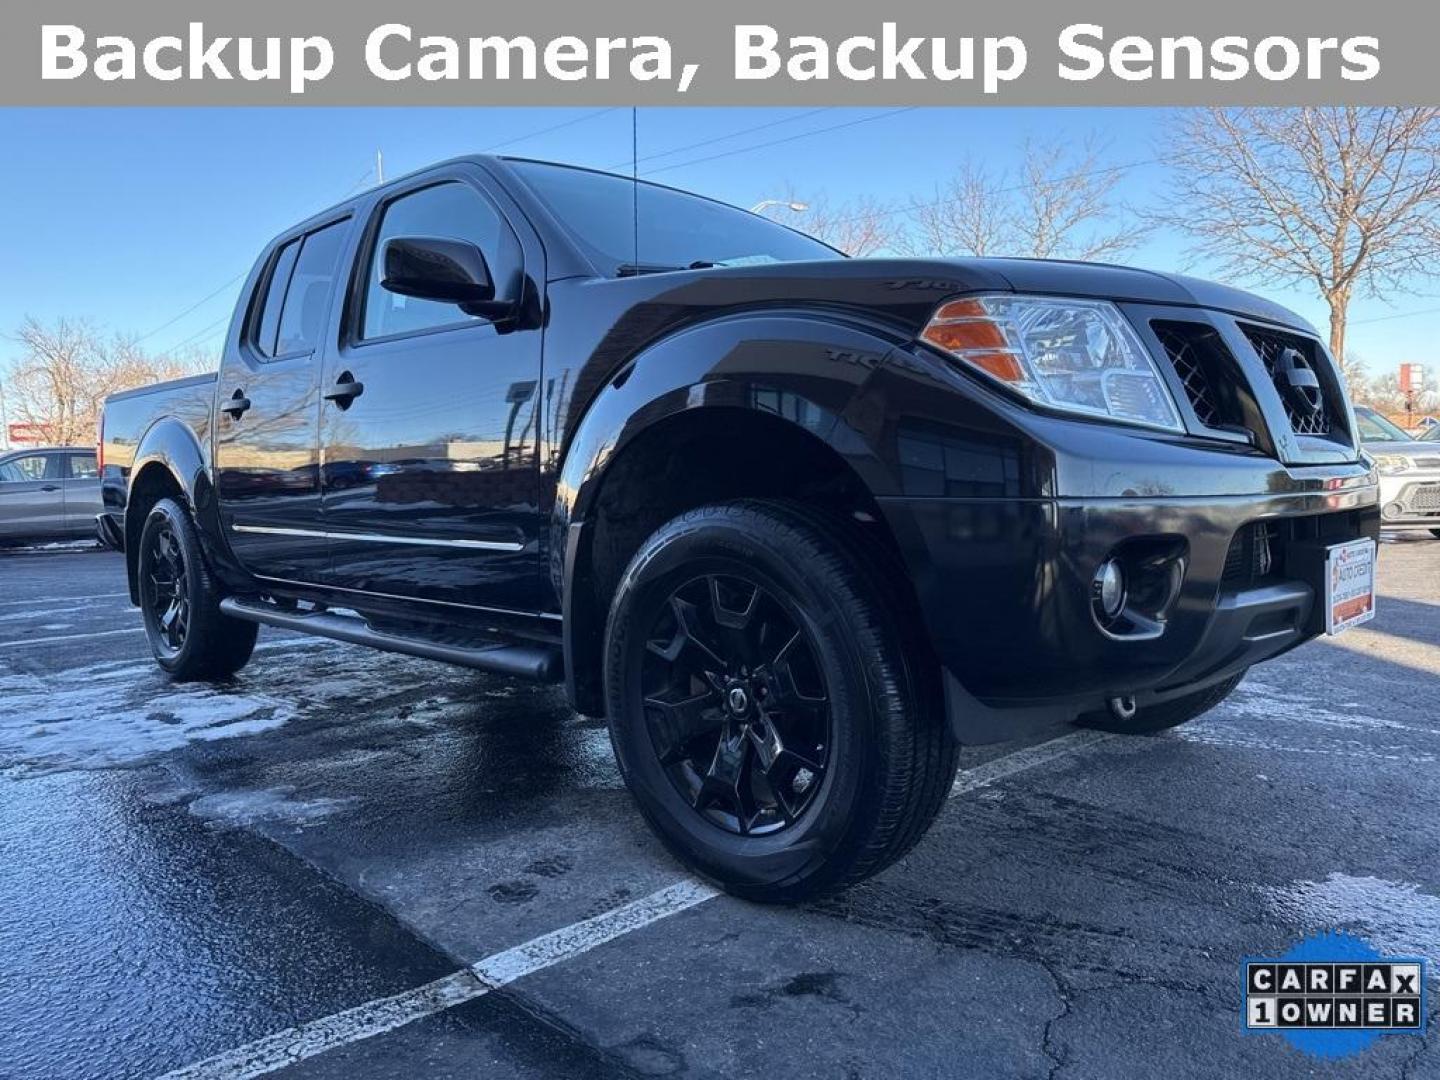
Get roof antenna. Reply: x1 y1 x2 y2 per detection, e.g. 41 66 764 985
631 107 639 271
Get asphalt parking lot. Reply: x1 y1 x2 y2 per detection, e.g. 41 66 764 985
2 536 1438 1080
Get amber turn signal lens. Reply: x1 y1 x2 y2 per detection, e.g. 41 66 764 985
965 351 1027 382
931 299 989 320
920 320 1008 352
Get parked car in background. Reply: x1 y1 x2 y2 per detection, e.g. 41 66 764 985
1355 405 1440 536
0 446 103 547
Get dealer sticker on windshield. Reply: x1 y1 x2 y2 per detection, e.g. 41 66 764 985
1325 538 1377 635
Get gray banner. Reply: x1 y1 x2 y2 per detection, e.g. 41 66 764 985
3 0 1427 104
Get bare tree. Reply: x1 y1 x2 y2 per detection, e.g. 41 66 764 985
761 187 898 257
897 137 1145 261
906 162 1010 258
3 317 211 446
1154 108 1440 370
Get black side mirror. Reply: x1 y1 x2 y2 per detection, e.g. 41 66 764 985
381 236 514 319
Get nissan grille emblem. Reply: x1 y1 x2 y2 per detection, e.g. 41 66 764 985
1277 347 1324 416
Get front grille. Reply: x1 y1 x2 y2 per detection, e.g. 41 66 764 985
1153 322 1221 426
1241 326 1333 436
1221 522 1280 587
1151 320 1246 431
1406 483 1440 511
1221 511 1368 589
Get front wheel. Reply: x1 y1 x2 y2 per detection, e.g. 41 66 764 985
1075 670 1247 735
1430 529 1440 540
137 498 257 680
603 500 958 903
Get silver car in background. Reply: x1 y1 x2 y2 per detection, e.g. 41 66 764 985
1355 406 1440 537
0 446 102 546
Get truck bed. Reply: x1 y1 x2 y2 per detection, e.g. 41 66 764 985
102 373 216 477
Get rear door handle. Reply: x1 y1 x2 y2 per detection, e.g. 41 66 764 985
40 484 60 492
323 372 365 409
223 389 252 419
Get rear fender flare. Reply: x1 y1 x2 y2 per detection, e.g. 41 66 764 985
125 417 238 602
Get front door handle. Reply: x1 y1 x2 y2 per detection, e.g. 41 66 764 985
323 372 365 409
40 484 60 492
223 389 252 420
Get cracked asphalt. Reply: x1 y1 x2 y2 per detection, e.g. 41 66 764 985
2 534 1438 1079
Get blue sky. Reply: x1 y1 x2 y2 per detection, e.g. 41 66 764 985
0 106 1435 380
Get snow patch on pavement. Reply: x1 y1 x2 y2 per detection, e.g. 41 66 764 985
1173 675 1438 763
188 786 356 829
1261 873 1440 974
0 671 294 774
1214 677 1427 733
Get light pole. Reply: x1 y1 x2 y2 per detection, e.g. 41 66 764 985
749 199 809 214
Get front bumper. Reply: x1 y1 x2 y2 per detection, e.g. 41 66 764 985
1377 472 1440 528
880 479 1378 743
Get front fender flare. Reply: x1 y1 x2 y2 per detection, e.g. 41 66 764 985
550 310 905 712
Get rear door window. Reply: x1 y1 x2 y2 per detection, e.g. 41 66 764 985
254 239 300 359
66 454 99 479
253 220 350 359
275 222 350 357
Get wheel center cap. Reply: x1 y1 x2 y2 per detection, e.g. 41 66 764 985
726 686 750 715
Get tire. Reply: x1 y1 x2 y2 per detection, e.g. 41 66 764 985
1075 670 1247 735
603 499 959 903
1430 529 1440 540
137 497 257 680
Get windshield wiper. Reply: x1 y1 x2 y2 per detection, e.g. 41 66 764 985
615 261 722 277
615 263 686 277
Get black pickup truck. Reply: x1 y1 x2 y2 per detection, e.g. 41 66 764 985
101 155 1379 901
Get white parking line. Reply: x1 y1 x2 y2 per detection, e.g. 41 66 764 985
155 880 718 1080
149 731 1118 1079
0 626 144 649
951 729 1113 795
0 591 129 608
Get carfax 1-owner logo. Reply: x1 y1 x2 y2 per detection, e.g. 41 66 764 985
1243 932 1428 1059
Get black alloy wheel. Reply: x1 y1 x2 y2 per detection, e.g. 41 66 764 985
604 500 959 902
642 573 831 836
142 523 191 656
137 497 258 680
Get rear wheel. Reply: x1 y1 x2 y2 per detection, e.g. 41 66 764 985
1430 529 1440 540
1075 671 1247 735
603 500 958 903
137 497 257 680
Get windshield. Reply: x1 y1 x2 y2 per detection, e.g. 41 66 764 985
1354 406 1414 443
1421 423 1440 442
506 159 841 276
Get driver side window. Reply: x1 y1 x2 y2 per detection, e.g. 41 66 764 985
361 182 518 341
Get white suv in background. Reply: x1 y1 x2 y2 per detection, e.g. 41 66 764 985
1356 406 1440 537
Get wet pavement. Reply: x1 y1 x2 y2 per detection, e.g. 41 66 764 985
1 536 1438 1079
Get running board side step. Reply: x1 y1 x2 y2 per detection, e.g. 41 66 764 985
218 597 563 682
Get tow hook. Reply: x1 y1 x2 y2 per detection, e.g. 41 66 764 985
1107 695 1138 722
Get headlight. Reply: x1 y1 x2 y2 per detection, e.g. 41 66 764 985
920 295 1183 432
1372 454 1414 475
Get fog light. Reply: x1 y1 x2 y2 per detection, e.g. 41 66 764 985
1093 559 1126 620
1383 502 1404 520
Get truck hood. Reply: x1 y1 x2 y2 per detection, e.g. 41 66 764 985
600 256 1316 337
966 257 1315 334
